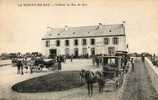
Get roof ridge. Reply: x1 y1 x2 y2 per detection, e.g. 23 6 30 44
43 23 124 39
49 23 123 30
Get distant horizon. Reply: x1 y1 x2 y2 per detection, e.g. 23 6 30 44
0 0 158 55
0 48 157 55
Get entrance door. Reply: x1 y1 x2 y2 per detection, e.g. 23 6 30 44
74 48 79 57
82 48 87 55
108 47 115 56
91 48 95 56
49 49 57 58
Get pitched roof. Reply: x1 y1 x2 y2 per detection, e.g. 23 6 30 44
42 24 125 39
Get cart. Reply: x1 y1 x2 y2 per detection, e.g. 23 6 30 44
102 56 124 90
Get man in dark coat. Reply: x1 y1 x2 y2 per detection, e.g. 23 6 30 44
57 56 62 71
131 58 135 72
92 55 95 66
16 59 23 75
70 55 73 62
16 60 21 74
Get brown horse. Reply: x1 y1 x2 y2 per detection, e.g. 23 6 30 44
80 69 86 83
95 71 105 93
84 70 96 96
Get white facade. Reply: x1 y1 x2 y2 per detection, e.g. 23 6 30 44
41 23 127 57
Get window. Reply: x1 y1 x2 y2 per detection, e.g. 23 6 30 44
65 40 69 46
74 39 78 46
90 39 95 45
45 40 50 47
104 38 109 45
56 40 60 46
104 58 116 64
113 37 119 45
82 39 87 45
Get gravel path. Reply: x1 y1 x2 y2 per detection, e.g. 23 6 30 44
121 58 158 100
0 59 123 100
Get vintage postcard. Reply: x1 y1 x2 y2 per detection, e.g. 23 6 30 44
0 0 158 100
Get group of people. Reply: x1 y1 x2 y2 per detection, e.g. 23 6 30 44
13 56 39 75
92 55 104 67
16 59 24 75
56 55 65 71
13 54 68 75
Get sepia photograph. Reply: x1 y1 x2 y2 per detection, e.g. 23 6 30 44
0 0 158 100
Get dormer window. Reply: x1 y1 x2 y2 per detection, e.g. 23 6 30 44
48 33 52 36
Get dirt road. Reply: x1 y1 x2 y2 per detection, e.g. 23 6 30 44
121 58 158 100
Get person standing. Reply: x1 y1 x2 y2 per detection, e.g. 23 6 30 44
141 54 145 63
131 58 135 72
92 55 95 66
21 59 24 75
64 55 66 63
16 59 21 74
57 56 62 71
96 56 99 67
70 55 73 62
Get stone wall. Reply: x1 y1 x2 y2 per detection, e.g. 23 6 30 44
145 58 158 94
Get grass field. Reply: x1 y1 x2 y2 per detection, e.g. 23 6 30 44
12 71 84 93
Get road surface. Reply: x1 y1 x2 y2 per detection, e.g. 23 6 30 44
0 58 158 100
121 58 158 100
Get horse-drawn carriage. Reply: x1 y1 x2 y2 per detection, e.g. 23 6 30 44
31 58 58 72
102 56 125 89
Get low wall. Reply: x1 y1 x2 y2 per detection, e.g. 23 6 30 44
0 60 11 67
145 58 158 94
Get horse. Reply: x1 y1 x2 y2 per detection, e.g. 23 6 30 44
84 70 96 96
80 69 86 83
95 71 105 93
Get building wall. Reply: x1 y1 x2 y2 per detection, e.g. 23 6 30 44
42 36 127 57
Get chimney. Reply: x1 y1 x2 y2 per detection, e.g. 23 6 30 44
98 23 102 26
64 25 68 31
96 23 102 30
122 21 126 34
47 26 53 33
122 21 126 24
122 21 126 26
98 23 102 29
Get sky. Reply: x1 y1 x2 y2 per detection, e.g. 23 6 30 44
0 0 158 54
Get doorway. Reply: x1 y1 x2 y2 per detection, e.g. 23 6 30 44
91 48 95 56
74 48 79 57
49 49 57 58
